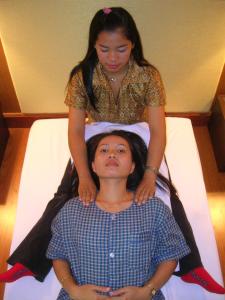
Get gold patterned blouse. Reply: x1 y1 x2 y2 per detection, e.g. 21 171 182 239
65 59 166 124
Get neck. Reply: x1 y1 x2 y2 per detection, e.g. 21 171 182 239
96 178 131 204
103 63 129 78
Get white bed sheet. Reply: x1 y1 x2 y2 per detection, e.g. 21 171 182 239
4 117 225 300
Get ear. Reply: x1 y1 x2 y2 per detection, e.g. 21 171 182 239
92 161 96 173
129 162 135 174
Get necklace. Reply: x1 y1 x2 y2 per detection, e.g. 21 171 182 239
109 76 116 82
103 65 129 84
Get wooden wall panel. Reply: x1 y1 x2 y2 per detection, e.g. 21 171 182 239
0 38 20 112
211 63 225 109
0 102 9 165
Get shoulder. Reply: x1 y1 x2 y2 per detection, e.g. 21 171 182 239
143 65 162 82
57 197 82 218
132 61 162 83
70 68 84 86
145 196 171 216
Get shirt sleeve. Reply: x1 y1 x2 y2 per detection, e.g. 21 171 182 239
153 200 190 265
144 67 166 107
64 70 88 110
46 210 67 260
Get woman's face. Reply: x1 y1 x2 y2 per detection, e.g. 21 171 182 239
95 28 134 74
92 135 135 179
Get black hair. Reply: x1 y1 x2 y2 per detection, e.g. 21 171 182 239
86 130 177 195
68 7 151 110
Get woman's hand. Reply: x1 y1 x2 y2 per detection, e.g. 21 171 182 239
135 171 156 205
69 284 111 300
109 286 152 299
78 176 97 206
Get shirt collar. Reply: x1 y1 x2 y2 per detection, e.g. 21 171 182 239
94 57 138 86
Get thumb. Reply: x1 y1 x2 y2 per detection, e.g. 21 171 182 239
109 287 126 296
93 285 111 293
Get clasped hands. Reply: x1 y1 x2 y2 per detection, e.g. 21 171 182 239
78 172 156 206
69 284 153 300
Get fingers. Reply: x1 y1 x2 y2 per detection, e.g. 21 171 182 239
78 185 96 206
80 192 93 206
93 286 111 293
93 286 111 299
135 186 155 205
109 287 126 297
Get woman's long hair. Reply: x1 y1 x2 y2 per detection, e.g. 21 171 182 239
68 7 151 110
86 130 176 195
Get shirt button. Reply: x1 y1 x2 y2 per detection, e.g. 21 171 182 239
109 252 115 258
111 214 116 220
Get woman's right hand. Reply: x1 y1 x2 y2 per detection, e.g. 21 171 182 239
78 176 97 206
69 284 111 300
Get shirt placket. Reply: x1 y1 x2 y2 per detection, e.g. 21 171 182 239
108 213 117 289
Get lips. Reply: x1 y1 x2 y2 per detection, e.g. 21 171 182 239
107 64 119 70
105 159 119 167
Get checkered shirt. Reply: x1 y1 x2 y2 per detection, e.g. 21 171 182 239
46 197 190 300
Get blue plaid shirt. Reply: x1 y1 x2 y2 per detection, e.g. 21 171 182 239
47 197 190 300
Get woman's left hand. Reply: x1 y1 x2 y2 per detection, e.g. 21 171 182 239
109 286 152 299
135 171 156 205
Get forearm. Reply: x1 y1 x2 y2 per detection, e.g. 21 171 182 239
68 107 91 179
146 105 166 173
146 125 166 171
53 259 78 296
144 260 177 293
68 130 91 178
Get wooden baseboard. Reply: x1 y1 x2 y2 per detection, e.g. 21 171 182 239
166 112 211 126
3 112 211 128
3 113 68 128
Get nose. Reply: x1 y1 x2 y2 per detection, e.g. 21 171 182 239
108 150 116 158
108 51 117 62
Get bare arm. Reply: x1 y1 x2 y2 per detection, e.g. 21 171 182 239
110 260 177 299
68 107 89 177
146 105 166 171
143 260 177 295
135 106 166 203
68 107 96 203
53 259 78 297
53 259 110 300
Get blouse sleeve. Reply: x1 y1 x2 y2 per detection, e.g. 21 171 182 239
144 67 166 106
64 70 88 110
46 210 67 260
153 201 190 265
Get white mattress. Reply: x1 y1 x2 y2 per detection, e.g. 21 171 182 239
4 118 225 300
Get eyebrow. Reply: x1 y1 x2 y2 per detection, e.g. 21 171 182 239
99 143 127 147
98 44 128 49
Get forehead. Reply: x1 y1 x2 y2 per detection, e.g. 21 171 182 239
96 29 130 45
98 135 130 147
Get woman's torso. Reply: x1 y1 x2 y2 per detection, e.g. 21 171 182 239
65 59 166 124
54 197 189 300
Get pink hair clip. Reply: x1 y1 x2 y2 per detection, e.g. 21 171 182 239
103 7 112 15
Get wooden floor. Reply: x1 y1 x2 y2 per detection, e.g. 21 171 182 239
0 125 224 300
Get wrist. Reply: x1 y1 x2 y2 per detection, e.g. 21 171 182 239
59 275 79 297
143 170 157 181
143 282 157 297
145 165 159 176
78 173 92 180
68 284 80 300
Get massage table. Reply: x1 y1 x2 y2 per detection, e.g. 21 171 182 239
4 117 225 300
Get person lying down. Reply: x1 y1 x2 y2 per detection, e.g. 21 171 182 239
46 130 190 300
